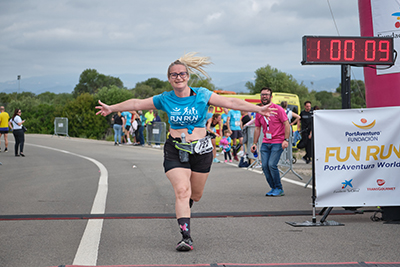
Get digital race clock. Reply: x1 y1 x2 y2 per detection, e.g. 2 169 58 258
302 36 394 65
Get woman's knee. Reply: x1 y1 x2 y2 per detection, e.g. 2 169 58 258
175 185 191 201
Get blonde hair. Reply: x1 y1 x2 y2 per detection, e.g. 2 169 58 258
168 52 213 79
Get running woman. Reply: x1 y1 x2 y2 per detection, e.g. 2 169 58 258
95 52 276 251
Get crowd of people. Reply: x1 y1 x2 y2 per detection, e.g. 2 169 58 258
0 106 26 157
110 109 163 147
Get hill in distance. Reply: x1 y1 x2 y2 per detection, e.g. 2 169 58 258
0 72 342 95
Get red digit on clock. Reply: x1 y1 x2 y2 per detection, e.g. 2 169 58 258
379 40 390 61
365 40 376 61
330 40 341 60
344 40 355 61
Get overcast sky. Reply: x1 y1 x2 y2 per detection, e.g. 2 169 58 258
0 0 362 84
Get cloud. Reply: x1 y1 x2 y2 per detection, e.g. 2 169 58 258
0 0 361 83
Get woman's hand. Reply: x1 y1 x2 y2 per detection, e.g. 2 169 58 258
96 100 112 116
259 103 277 118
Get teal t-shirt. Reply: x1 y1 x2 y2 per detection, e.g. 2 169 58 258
152 87 213 134
228 109 242 131
121 111 132 126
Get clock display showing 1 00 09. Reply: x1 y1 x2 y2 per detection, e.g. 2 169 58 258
302 36 394 65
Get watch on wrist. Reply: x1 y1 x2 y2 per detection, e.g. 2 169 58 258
284 139 289 142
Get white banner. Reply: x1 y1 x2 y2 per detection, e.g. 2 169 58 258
371 0 400 75
314 107 400 207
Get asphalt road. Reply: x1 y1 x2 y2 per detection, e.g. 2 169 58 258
0 134 399 267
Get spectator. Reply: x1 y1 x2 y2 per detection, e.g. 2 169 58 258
153 110 162 148
219 129 232 163
8 109 26 157
281 101 300 127
111 112 125 146
0 106 10 152
132 111 142 146
206 106 214 121
145 110 155 145
221 108 229 135
138 110 146 146
206 113 223 163
121 111 133 144
299 101 313 164
227 108 244 160
251 87 290 197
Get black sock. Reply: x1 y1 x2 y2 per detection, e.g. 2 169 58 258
177 217 191 238
236 143 242 152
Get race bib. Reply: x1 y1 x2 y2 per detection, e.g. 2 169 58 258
194 136 213 155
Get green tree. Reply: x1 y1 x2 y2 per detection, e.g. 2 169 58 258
37 92 57 104
60 93 108 139
73 69 124 97
188 74 216 90
132 77 172 99
335 79 366 108
246 65 312 106
136 77 170 90
0 92 14 108
314 91 341 109
28 103 56 134
7 95 41 133
96 85 133 105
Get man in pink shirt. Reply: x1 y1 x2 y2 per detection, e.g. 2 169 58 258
251 87 290 196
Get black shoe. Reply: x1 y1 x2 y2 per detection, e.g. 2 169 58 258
4 148 7 152
20 153 25 157
176 237 193 251
15 154 20 157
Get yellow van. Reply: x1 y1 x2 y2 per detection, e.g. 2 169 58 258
212 92 300 130
211 91 300 144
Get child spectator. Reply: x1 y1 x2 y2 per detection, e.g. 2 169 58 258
220 130 232 163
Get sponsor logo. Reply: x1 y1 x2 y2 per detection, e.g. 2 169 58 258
345 118 380 143
333 179 360 193
377 179 385 186
352 118 376 130
367 179 396 192
342 179 353 189
392 11 400 28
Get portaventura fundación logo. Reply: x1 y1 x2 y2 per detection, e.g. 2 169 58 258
352 118 376 130
346 118 380 143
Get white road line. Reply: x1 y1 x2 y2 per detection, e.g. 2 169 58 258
226 162 312 189
27 143 107 266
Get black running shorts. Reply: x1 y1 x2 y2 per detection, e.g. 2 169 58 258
163 136 213 173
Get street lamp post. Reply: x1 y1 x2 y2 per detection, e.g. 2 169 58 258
17 75 21 94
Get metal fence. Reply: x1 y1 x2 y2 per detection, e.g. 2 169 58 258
53 117 70 137
146 122 167 145
245 125 304 180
